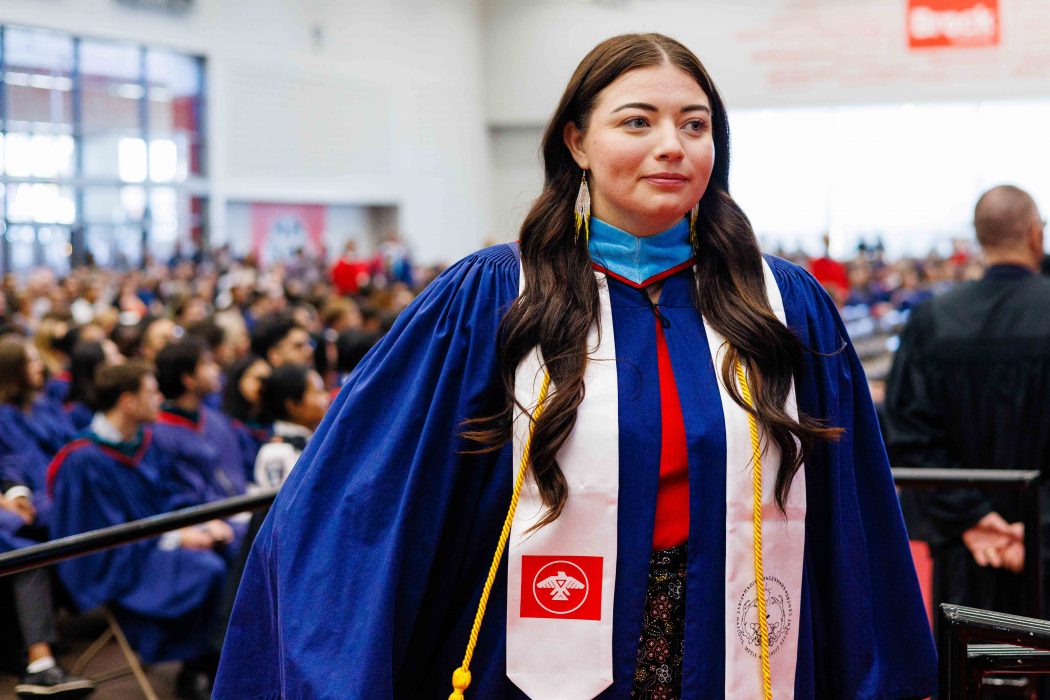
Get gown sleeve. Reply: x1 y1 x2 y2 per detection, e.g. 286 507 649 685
214 246 520 699
770 258 938 699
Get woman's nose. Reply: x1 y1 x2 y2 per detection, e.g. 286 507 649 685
653 122 685 162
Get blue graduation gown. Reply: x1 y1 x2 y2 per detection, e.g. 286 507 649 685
48 430 227 663
64 401 95 432
0 509 36 555
44 375 71 404
151 406 254 508
215 244 936 699
0 396 76 526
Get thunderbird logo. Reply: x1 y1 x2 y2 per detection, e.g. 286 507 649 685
520 555 603 620
536 571 585 601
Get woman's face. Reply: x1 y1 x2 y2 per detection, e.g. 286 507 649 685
239 360 271 406
564 62 715 237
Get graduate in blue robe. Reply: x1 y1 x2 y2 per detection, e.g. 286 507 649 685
48 363 230 666
49 432 227 663
216 245 935 698
151 337 254 508
151 406 252 506
217 33 934 699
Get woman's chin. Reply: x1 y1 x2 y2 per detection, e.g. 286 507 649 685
636 207 692 230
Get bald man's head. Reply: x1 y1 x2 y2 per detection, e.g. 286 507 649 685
974 185 1040 252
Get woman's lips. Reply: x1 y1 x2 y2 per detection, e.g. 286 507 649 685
642 174 689 188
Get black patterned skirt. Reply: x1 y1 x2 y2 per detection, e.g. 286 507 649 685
632 543 687 700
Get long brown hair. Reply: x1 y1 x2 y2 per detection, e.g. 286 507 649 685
0 336 36 407
466 33 840 528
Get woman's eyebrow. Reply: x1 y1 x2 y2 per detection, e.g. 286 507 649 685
611 102 710 114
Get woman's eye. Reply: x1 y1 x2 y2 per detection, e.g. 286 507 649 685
684 119 707 133
624 117 649 129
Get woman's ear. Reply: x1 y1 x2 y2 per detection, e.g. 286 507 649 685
563 121 590 170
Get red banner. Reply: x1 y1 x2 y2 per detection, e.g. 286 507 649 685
249 203 326 265
908 0 999 49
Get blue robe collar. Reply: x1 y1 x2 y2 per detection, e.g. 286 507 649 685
588 216 695 288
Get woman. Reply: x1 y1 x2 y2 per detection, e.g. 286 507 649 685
221 355 274 455
216 34 935 699
0 336 76 523
252 365 330 489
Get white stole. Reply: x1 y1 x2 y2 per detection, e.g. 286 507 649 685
710 261 806 699
506 259 804 699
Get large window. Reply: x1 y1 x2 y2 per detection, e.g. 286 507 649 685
0 25 207 273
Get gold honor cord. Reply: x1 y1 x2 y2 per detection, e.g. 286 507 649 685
449 372 552 700
735 359 773 700
449 361 771 699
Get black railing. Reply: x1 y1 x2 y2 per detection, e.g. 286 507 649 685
0 490 277 578
892 468 1042 619
940 604 1050 699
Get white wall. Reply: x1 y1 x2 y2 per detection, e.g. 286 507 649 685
482 0 1050 243
483 0 1050 123
0 0 492 264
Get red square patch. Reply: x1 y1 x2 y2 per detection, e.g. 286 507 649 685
519 555 603 620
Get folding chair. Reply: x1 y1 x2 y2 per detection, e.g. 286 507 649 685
71 607 158 700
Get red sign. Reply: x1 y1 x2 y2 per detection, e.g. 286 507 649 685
908 0 999 49
520 555 603 621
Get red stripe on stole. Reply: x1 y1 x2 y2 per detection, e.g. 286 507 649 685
653 318 690 550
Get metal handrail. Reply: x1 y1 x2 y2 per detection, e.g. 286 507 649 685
940 604 1050 698
967 644 1050 674
892 468 1040 488
892 468 1042 619
0 490 277 578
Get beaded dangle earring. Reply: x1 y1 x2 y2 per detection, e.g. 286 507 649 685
689 202 700 249
573 172 591 244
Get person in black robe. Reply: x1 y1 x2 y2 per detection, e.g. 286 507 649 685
885 184 1049 615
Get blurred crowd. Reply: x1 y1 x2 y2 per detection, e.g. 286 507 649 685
0 235 447 698
0 239 446 395
785 238 986 318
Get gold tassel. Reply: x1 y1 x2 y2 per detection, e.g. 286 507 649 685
447 373 552 698
447 666 471 700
